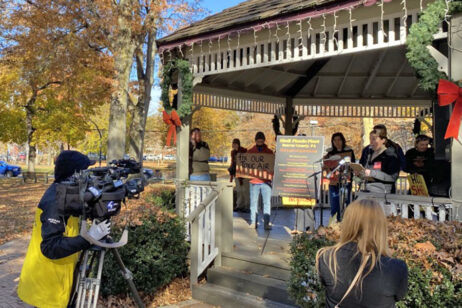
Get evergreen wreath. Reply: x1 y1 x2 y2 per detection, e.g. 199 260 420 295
161 59 194 118
406 0 462 91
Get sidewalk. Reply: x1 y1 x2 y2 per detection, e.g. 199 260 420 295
0 236 31 308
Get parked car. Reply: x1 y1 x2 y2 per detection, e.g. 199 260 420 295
0 161 21 177
145 154 162 161
164 154 176 161
209 156 228 163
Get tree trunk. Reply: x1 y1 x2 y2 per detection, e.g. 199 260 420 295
25 96 36 172
128 29 156 163
107 0 137 161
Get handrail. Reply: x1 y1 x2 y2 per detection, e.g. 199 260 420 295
186 190 219 222
356 192 452 206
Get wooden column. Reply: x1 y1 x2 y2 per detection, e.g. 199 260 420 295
284 97 294 135
449 13 462 221
175 74 190 215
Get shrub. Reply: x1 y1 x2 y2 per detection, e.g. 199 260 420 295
288 233 334 308
145 185 176 211
289 218 462 308
101 207 189 296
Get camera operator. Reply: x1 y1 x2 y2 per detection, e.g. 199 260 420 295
18 151 111 308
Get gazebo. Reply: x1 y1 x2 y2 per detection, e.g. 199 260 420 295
157 0 461 306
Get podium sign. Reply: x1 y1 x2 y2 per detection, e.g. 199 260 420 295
272 136 324 207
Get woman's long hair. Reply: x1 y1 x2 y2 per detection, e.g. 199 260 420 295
316 199 390 289
331 132 346 151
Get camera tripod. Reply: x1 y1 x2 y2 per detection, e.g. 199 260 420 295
337 166 351 221
69 223 145 308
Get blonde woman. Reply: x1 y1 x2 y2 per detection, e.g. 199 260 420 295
316 199 408 308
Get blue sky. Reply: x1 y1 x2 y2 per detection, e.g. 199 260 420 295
148 0 244 115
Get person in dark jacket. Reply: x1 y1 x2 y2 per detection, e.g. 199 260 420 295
324 133 355 221
317 199 408 308
248 132 274 230
229 138 249 212
373 124 406 171
18 151 110 307
357 129 400 193
189 128 211 181
404 134 434 189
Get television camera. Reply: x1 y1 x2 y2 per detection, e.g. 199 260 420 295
57 159 147 308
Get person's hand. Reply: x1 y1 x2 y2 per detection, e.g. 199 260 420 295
364 169 371 177
88 220 111 240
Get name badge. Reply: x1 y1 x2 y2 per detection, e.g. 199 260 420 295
373 162 382 170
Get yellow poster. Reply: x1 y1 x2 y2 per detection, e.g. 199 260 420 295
407 174 429 196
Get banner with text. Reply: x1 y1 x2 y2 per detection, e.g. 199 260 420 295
236 153 275 181
272 136 324 207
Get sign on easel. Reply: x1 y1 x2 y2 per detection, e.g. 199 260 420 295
272 136 324 207
235 153 275 181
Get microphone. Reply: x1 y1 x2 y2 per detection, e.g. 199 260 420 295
327 159 345 179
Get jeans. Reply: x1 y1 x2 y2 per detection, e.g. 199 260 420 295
329 184 352 221
250 183 272 225
190 174 211 181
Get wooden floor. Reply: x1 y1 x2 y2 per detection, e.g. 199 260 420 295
232 209 296 266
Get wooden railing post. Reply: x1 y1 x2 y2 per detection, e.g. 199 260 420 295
190 217 199 287
216 182 234 256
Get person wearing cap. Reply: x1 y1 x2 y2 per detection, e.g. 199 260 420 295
18 150 111 308
247 132 274 230
228 138 249 212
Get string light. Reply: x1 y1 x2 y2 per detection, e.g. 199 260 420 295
307 17 313 39
349 8 356 34
321 14 327 46
253 28 258 46
401 0 408 30
275 23 281 42
237 31 241 50
227 34 232 53
333 11 339 46
286 21 291 37
298 20 303 47
178 44 184 58
208 39 212 54
378 0 387 38
200 40 203 56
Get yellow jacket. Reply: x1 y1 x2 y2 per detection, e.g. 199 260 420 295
18 207 80 308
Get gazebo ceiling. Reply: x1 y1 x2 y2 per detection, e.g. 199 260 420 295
200 46 429 101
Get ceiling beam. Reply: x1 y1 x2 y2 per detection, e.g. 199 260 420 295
386 58 407 97
361 50 387 97
337 55 355 97
284 59 329 97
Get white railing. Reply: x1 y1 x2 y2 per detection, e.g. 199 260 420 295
356 192 453 222
177 181 234 285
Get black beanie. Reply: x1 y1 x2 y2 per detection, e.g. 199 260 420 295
54 151 95 182
232 138 241 146
255 132 266 141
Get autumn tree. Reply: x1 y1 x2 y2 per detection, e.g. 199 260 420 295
0 0 112 171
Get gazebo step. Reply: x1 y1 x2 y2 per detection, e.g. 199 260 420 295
192 282 297 308
207 266 296 306
221 251 291 281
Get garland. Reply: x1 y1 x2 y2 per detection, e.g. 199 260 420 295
161 59 194 118
406 0 462 91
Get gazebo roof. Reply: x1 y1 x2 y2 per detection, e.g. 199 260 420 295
158 0 374 50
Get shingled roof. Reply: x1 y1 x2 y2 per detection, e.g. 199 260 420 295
157 0 354 47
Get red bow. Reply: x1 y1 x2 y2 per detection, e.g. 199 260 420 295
162 109 182 146
437 79 462 140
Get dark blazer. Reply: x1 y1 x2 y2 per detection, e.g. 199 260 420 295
319 242 408 308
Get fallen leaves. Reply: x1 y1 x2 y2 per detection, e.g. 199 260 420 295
0 179 48 245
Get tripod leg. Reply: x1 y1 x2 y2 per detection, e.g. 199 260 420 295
90 250 105 308
111 248 145 308
75 250 91 308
